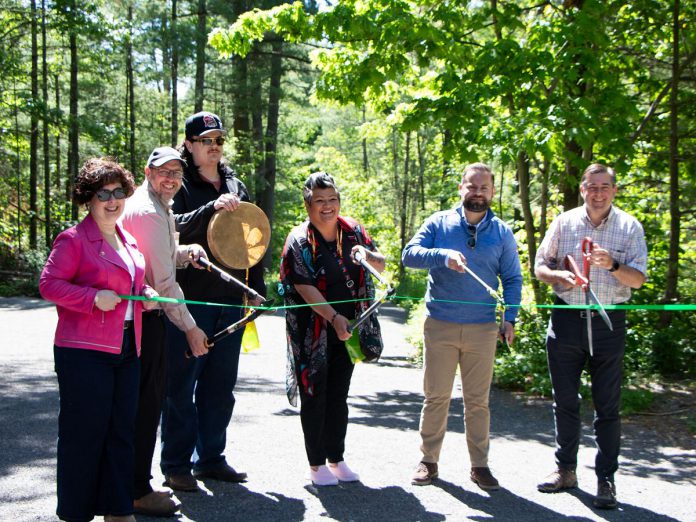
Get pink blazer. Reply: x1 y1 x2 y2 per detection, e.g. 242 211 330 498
40 213 147 355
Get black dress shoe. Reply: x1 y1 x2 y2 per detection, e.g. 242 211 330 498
193 463 247 483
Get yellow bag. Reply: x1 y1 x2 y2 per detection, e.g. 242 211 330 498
241 320 260 353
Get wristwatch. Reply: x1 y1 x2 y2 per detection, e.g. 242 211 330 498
608 259 620 272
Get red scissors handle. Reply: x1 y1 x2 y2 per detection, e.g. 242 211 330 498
581 237 593 280
564 255 588 289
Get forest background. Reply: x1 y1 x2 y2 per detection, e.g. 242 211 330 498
1 0 694 420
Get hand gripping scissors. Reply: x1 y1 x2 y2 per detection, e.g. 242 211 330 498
563 237 613 356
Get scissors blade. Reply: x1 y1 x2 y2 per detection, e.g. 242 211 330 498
585 291 593 357
587 288 614 331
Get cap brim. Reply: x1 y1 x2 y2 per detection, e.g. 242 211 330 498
150 155 187 167
198 128 227 137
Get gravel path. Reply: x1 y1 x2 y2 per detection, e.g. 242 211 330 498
1 297 694 521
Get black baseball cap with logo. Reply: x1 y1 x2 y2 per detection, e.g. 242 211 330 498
185 111 227 139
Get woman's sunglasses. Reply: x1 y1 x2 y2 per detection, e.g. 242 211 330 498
95 187 127 201
191 136 226 146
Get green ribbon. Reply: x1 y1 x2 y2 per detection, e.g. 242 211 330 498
120 294 695 312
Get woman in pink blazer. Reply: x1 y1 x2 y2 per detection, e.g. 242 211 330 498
40 157 157 522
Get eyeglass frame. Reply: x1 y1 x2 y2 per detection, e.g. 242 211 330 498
95 187 128 202
151 166 184 180
190 136 226 146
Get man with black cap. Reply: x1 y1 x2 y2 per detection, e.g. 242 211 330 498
121 146 209 516
158 111 265 492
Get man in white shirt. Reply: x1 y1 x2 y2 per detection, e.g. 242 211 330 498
121 147 208 516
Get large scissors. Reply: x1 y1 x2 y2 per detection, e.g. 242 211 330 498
563 237 613 356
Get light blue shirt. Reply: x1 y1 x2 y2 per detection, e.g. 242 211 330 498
402 206 522 324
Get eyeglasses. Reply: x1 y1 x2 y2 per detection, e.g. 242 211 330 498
95 187 127 201
153 167 184 180
190 136 225 146
466 224 477 248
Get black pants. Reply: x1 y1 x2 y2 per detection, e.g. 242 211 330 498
133 311 166 499
299 339 355 467
546 304 626 482
54 329 140 522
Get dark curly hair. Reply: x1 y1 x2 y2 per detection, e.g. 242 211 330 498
73 157 135 205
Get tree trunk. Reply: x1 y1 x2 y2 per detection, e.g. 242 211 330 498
68 0 79 220
126 5 136 175
539 156 550 240
416 131 425 210
42 0 50 246
194 0 207 112
516 151 542 303
362 106 368 175
440 129 451 210
54 73 61 191
170 0 179 147
259 39 282 227
398 131 411 279
30 0 39 249
661 0 681 327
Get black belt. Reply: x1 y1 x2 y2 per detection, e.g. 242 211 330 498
123 320 134 329
145 309 164 317
579 310 600 319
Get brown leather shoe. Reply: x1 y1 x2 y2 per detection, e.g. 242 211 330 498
411 461 438 486
470 467 500 491
163 472 200 492
593 480 618 509
537 468 578 493
104 516 135 522
134 490 181 517
193 463 247 483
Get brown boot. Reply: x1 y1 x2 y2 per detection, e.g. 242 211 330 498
470 467 500 491
411 461 438 486
134 490 181 517
537 468 578 493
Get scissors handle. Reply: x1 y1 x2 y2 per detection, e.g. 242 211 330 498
581 237 594 279
564 255 588 289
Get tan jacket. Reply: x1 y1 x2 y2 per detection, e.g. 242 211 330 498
121 181 196 332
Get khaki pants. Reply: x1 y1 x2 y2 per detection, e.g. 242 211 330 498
419 317 499 467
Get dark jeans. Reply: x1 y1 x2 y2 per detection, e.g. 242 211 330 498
54 328 140 522
133 311 166 499
299 338 355 467
546 304 626 482
160 302 244 475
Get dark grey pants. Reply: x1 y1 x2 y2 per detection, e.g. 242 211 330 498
546 304 626 482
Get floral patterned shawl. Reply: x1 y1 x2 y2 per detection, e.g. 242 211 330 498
278 216 383 406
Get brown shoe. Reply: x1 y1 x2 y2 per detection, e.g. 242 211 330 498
470 467 500 491
163 472 200 492
537 468 578 493
411 461 438 486
593 480 618 509
104 516 136 522
193 463 247 483
134 490 181 517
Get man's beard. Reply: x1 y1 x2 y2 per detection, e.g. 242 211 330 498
463 197 490 213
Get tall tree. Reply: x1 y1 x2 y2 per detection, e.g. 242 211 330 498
170 0 179 146
42 0 51 246
125 4 136 174
661 0 682 326
194 0 207 112
67 0 79 220
29 0 39 248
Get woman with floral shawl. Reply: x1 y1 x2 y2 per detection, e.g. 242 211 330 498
278 172 386 486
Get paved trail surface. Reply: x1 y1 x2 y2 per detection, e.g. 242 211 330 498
1 297 693 521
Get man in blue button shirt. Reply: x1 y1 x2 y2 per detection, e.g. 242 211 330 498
403 162 522 490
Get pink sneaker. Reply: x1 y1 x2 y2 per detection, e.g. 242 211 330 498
310 465 339 486
328 461 360 482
